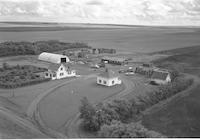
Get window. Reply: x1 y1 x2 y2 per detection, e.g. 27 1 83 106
60 73 64 76
46 73 48 76
99 79 102 83
53 73 56 77
112 80 115 84
60 67 63 71
104 81 107 84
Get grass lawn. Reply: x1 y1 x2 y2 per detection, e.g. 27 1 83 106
0 78 73 113
142 85 200 137
39 77 125 130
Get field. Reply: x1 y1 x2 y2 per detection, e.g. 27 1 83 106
141 46 200 137
142 85 200 137
1 25 200 53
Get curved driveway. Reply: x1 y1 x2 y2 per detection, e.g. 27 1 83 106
25 74 135 138
65 76 135 138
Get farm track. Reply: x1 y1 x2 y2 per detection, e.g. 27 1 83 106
0 106 48 138
26 74 98 138
64 76 135 138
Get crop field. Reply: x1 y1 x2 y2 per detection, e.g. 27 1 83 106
39 77 125 130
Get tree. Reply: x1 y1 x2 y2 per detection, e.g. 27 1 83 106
98 121 164 138
2 62 9 70
79 97 98 131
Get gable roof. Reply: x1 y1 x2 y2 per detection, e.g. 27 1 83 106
151 71 170 81
48 64 61 72
98 69 118 79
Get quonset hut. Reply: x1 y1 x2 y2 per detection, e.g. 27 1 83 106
38 52 70 64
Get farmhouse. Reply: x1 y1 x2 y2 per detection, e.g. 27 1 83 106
38 52 70 64
151 70 171 85
97 68 122 86
101 56 128 65
45 63 76 80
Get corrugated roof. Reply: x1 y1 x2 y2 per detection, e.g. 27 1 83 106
151 71 169 81
98 69 118 79
38 52 70 64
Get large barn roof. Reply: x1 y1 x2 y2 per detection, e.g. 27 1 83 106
38 52 70 64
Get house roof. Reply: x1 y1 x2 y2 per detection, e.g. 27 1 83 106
98 69 118 79
48 64 61 72
48 63 72 72
151 71 170 81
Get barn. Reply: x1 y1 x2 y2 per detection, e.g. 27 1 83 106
38 52 70 64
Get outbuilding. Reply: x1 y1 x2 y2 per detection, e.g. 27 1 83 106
38 52 70 64
101 56 127 65
97 68 122 86
150 70 171 85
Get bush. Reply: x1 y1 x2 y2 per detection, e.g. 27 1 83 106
98 121 164 138
79 97 140 132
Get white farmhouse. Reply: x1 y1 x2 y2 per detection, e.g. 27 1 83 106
151 70 171 85
45 63 76 80
97 69 122 87
38 52 70 64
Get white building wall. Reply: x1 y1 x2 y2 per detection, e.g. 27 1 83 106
46 64 76 80
97 77 121 87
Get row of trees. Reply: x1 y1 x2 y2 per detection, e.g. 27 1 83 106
0 40 91 57
79 75 193 138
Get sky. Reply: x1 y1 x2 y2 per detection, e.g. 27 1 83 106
0 0 200 26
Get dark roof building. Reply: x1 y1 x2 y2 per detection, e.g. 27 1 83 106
151 70 171 84
151 71 169 80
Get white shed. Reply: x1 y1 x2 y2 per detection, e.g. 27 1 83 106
97 68 122 87
38 52 70 64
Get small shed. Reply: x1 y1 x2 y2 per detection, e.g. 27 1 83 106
38 52 70 64
97 68 122 86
